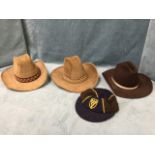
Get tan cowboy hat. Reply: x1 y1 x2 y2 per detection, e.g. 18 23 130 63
51 56 99 93
103 61 153 98
1 54 48 91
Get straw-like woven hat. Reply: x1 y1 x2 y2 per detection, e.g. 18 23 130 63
1 54 48 91
51 56 99 92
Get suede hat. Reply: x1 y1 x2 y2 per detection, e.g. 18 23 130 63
51 56 99 93
1 54 48 91
103 61 153 98
75 88 119 122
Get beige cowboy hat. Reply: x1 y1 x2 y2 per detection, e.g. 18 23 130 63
1 54 48 91
51 55 99 93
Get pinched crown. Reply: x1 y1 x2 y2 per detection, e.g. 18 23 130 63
13 54 40 78
113 61 139 87
63 56 88 82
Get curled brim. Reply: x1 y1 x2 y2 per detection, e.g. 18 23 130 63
51 63 99 93
1 60 48 91
103 69 153 98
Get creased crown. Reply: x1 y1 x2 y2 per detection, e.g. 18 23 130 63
113 61 139 87
63 56 87 80
13 54 39 78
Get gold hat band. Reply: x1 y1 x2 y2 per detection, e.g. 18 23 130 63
111 76 139 90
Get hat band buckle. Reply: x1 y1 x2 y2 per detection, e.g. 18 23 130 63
15 69 41 83
111 76 139 90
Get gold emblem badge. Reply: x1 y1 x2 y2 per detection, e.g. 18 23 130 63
89 98 99 109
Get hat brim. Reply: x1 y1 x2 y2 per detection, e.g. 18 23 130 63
1 60 48 91
103 69 153 98
75 97 115 122
51 63 99 93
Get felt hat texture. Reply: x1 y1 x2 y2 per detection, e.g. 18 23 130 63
103 61 153 98
1 54 48 91
51 55 99 93
75 88 119 122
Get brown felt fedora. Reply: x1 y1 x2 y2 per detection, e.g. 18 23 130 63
1 54 48 91
103 61 153 98
51 55 99 93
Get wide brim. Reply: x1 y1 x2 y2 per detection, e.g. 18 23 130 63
103 69 153 98
75 97 115 122
51 63 99 93
1 60 48 91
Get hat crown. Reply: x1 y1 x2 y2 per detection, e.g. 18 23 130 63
13 54 39 78
80 89 119 114
113 61 139 87
64 56 87 80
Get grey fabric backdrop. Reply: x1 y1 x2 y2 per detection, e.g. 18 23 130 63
0 19 154 79
23 19 149 66
0 19 26 67
139 20 155 80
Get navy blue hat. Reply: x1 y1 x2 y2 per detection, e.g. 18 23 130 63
75 88 119 122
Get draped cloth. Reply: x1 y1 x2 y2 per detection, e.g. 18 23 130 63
0 19 154 81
